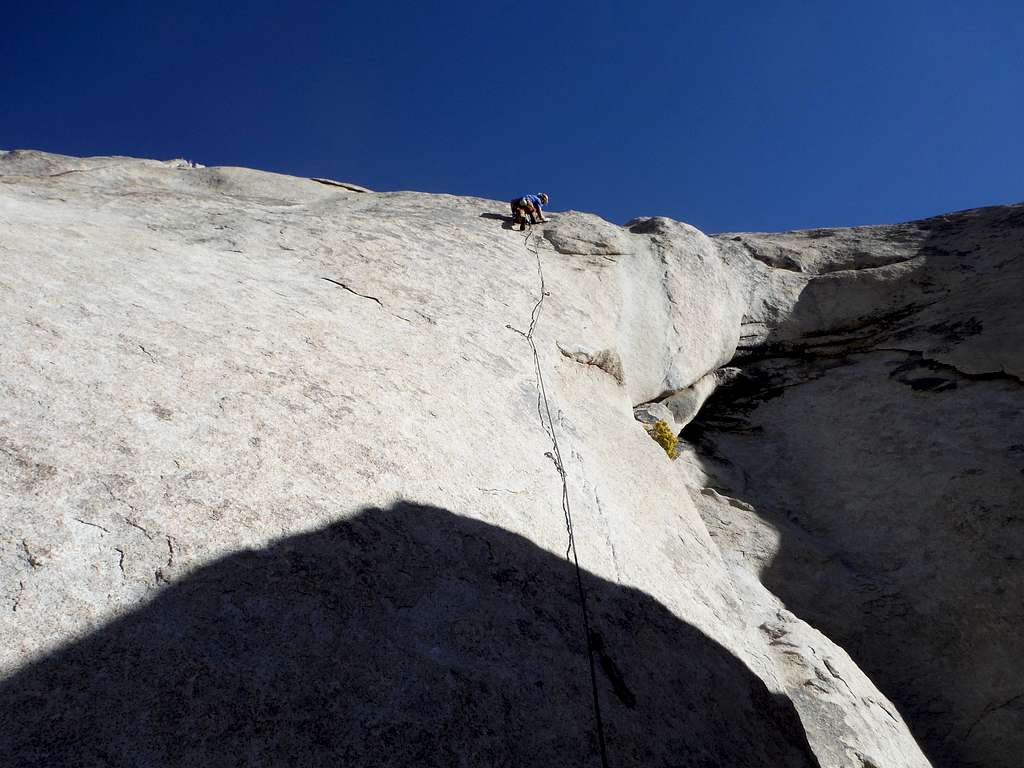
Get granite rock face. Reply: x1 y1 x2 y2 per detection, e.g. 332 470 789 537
686 207 1024 768
0 149 1015 767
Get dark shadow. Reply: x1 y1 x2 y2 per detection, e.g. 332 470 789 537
685 205 1024 768
0 502 819 767
479 211 517 230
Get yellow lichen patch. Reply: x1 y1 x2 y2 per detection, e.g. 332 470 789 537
650 419 679 459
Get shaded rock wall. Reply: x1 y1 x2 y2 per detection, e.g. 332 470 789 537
1 503 818 767
687 206 1024 768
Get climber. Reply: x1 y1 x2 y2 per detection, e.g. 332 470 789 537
510 193 549 230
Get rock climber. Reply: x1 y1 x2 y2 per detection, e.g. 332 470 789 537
510 193 549 230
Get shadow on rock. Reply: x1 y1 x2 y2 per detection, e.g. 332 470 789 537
686 207 1024 768
0 502 818 767
479 211 517 229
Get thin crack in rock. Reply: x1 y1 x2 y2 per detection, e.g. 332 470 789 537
101 481 154 539
11 581 25 612
823 658 856 697
123 517 153 540
863 697 900 724
414 309 436 325
961 693 1024 743
595 492 623 583
74 518 110 534
114 548 126 580
320 277 384 307
21 540 42 569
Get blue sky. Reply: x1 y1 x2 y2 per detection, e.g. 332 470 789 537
4 1 1022 232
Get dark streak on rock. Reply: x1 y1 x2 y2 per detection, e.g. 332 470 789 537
151 402 173 421
888 351 1023 388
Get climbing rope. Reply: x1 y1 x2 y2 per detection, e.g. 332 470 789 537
506 224 611 768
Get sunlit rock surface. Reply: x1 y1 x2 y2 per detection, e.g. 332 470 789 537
2 149 1018 767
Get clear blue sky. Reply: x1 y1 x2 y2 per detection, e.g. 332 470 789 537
4 1 1022 232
